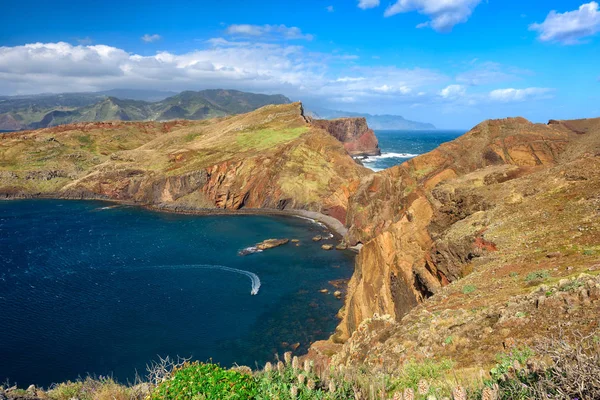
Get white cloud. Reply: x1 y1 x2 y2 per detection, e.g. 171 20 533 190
0 41 447 104
225 24 314 40
141 34 161 43
456 62 532 86
489 88 554 102
529 2 600 45
384 0 482 32
439 84 466 98
358 0 380 10
326 5 334 12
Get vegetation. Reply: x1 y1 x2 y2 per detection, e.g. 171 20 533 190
462 284 477 294
3 333 600 400
152 363 257 400
525 270 550 282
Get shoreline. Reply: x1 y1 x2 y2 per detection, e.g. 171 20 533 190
0 193 349 238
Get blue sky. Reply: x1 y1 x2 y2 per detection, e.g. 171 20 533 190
1 0 599 128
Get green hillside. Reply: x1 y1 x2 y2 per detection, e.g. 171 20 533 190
0 89 292 130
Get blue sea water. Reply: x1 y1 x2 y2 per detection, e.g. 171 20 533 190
362 130 465 171
0 200 354 387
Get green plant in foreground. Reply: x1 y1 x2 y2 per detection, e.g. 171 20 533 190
151 362 257 400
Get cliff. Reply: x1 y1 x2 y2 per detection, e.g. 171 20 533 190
312 117 381 156
0 103 369 224
310 116 600 374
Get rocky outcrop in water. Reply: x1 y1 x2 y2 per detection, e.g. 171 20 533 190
311 118 381 157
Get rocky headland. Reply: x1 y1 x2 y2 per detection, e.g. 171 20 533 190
1 103 600 397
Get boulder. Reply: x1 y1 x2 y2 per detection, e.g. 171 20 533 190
322 244 334 250
312 235 323 242
256 238 289 250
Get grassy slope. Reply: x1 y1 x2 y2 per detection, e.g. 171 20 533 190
0 103 369 215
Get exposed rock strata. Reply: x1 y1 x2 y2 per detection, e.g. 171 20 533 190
312 118 381 157
0 103 370 225
335 116 600 341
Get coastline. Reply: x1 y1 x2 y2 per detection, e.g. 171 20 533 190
0 193 349 238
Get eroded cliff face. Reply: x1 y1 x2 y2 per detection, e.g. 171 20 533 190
334 116 600 341
0 103 370 223
312 118 381 157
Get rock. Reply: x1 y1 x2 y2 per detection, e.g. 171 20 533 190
291 342 300 350
256 238 289 250
312 118 381 157
322 244 334 250
312 235 323 242
26 385 35 394
334 290 342 299
291 239 300 243
335 243 348 250
320 289 329 293
546 252 562 258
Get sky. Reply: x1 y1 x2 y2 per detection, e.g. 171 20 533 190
0 0 599 129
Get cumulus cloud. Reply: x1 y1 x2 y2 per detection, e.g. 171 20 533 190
384 0 482 32
358 0 380 10
225 24 314 40
0 41 448 104
439 84 466 98
141 34 161 43
489 88 554 102
529 2 600 45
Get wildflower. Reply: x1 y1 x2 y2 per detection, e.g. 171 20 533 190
328 381 336 393
290 385 298 399
452 385 467 400
298 374 306 385
418 379 429 395
284 351 292 365
264 361 273 373
292 356 299 371
277 361 285 374
307 378 316 391
303 359 312 373
403 388 415 400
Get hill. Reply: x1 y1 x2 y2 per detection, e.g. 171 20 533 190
0 89 292 130
1 108 600 398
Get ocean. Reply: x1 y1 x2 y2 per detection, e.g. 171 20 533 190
362 130 465 171
0 200 354 387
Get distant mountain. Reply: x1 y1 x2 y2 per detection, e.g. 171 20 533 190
307 106 435 130
0 89 292 130
96 89 177 102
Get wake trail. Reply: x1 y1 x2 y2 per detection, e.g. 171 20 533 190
150 264 261 295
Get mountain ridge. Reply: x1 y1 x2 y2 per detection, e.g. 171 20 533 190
0 89 293 130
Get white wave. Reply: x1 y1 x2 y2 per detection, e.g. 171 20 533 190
238 246 263 256
363 152 419 161
147 264 261 295
293 215 327 228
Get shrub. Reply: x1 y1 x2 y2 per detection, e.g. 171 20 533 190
525 270 549 282
151 363 258 400
462 285 477 294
